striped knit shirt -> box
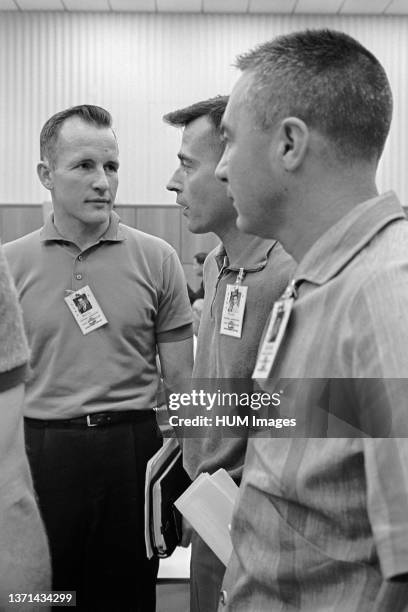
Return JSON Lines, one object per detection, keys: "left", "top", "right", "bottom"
{"left": 221, "top": 192, "right": 408, "bottom": 611}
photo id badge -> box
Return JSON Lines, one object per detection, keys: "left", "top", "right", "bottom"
{"left": 252, "top": 296, "right": 294, "bottom": 379}
{"left": 64, "top": 285, "right": 108, "bottom": 335}
{"left": 220, "top": 284, "right": 248, "bottom": 338}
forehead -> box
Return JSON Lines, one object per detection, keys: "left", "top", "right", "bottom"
{"left": 55, "top": 116, "right": 118, "bottom": 158}
{"left": 180, "top": 115, "right": 222, "bottom": 159}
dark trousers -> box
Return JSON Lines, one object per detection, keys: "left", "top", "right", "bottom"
{"left": 190, "top": 531, "right": 226, "bottom": 612}
{"left": 24, "top": 415, "right": 162, "bottom": 611}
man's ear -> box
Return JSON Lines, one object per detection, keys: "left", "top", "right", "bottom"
{"left": 37, "top": 161, "right": 53, "bottom": 190}
{"left": 276, "top": 117, "right": 309, "bottom": 172}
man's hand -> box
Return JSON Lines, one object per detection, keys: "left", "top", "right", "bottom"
{"left": 180, "top": 516, "right": 193, "bottom": 547}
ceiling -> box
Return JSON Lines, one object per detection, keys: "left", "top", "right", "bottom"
{"left": 0, "top": 0, "right": 407, "bottom": 15}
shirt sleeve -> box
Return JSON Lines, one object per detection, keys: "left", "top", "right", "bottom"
{"left": 351, "top": 263, "right": 408, "bottom": 579}
{"left": 157, "top": 323, "right": 193, "bottom": 343}
{"left": 155, "top": 250, "right": 193, "bottom": 335}
{"left": 363, "top": 438, "right": 408, "bottom": 580}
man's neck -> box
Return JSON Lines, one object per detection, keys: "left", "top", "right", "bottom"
{"left": 217, "top": 223, "right": 259, "bottom": 263}
{"left": 53, "top": 214, "right": 110, "bottom": 252}
{"left": 282, "top": 175, "right": 378, "bottom": 263}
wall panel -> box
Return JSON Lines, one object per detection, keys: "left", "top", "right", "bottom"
{"left": 0, "top": 205, "right": 43, "bottom": 243}
{"left": 114, "top": 205, "right": 137, "bottom": 227}
{"left": 181, "top": 223, "right": 219, "bottom": 264}
{"left": 137, "top": 206, "right": 181, "bottom": 251}
{"left": 0, "top": 204, "right": 219, "bottom": 283}
{"left": 0, "top": 12, "right": 407, "bottom": 208}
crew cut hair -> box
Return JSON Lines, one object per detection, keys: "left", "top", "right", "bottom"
{"left": 235, "top": 29, "right": 393, "bottom": 163}
{"left": 40, "top": 104, "right": 113, "bottom": 166}
{"left": 163, "top": 95, "right": 229, "bottom": 135}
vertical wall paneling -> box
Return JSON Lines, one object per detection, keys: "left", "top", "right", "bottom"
{"left": 0, "top": 12, "right": 407, "bottom": 205}
{"left": 0, "top": 205, "right": 43, "bottom": 243}
{"left": 0, "top": 203, "right": 219, "bottom": 287}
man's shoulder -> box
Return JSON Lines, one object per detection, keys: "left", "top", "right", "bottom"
{"left": 118, "top": 222, "right": 176, "bottom": 258}
{"left": 351, "top": 218, "right": 408, "bottom": 288}
{"left": 3, "top": 228, "right": 43, "bottom": 263}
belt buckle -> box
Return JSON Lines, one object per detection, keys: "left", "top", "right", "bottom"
{"left": 86, "top": 414, "right": 98, "bottom": 427}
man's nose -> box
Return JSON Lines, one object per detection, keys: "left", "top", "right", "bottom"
{"left": 215, "top": 151, "right": 228, "bottom": 183}
{"left": 93, "top": 168, "right": 110, "bottom": 192}
{"left": 166, "top": 169, "right": 182, "bottom": 193}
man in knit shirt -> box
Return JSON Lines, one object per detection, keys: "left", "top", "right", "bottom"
{"left": 0, "top": 243, "right": 50, "bottom": 606}
{"left": 216, "top": 29, "right": 408, "bottom": 611}
{"left": 165, "top": 96, "right": 294, "bottom": 612}
{"left": 5, "top": 104, "right": 193, "bottom": 610}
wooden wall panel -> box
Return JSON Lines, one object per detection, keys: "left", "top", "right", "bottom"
{"left": 0, "top": 205, "right": 43, "bottom": 243}
{"left": 181, "top": 222, "right": 219, "bottom": 264}
{"left": 114, "top": 205, "right": 137, "bottom": 228}
{"left": 136, "top": 207, "right": 181, "bottom": 252}
{"left": 0, "top": 204, "right": 219, "bottom": 271}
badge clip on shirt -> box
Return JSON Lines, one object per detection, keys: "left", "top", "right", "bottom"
{"left": 252, "top": 279, "right": 297, "bottom": 379}
{"left": 64, "top": 285, "right": 108, "bottom": 335}
{"left": 220, "top": 267, "right": 248, "bottom": 339}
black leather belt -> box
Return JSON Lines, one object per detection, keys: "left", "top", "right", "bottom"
{"left": 25, "top": 410, "right": 154, "bottom": 429}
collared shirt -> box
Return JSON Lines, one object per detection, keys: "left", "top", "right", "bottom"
{"left": 222, "top": 192, "right": 408, "bottom": 611}
{"left": 183, "top": 237, "right": 295, "bottom": 480}
{"left": 5, "top": 212, "right": 192, "bottom": 419}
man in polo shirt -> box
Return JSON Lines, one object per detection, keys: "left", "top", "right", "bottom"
{"left": 216, "top": 29, "right": 408, "bottom": 610}
{"left": 5, "top": 104, "right": 193, "bottom": 611}
{"left": 187, "top": 251, "right": 207, "bottom": 304}
{"left": 164, "top": 96, "right": 294, "bottom": 612}
{"left": 0, "top": 244, "right": 50, "bottom": 605}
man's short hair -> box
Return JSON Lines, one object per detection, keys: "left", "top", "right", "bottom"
{"left": 40, "top": 104, "right": 113, "bottom": 166}
{"left": 163, "top": 96, "right": 228, "bottom": 135}
{"left": 194, "top": 252, "right": 208, "bottom": 265}
{"left": 235, "top": 29, "right": 392, "bottom": 162}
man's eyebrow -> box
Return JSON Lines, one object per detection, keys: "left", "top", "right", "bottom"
{"left": 69, "top": 156, "right": 94, "bottom": 166}
{"left": 177, "top": 152, "right": 194, "bottom": 163}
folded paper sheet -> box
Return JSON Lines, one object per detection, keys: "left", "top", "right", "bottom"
{"left": 175, "top": 468, "right": 239, "bottom": 566}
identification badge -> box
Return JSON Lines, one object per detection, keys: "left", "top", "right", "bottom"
{"left": 64, "top": 285, "right": 108, "bottom": 335}
{"left": 220, "top": 283, "right": 248, "bottom": 338}
{"left": 252, "top": 280, "right": 297, "bottom": 379}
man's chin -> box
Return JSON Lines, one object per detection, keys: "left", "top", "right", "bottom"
{"left": 187, "top": 221, "right": 207, "bottom": 235}
{"left": 83, "top": 209, "right": 111, "bottom": 226}
{"left": 236, "top": 212, "right": 261, "bottom": 236}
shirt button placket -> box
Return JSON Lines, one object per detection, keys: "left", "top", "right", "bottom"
{"left": 74, "top": 254, "right": 84, "bottom": 287}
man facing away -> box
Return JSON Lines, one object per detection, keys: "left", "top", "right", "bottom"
{"left": 216, "top": 29, "right": 408, "bottom": 610}
{"left": 0, "top": 243, "right": 50, "bottom": 609}
{"left": 5, "top": 104, "right": 193, "bottom": 611}
{"left": 164, "top": 96, "right": 294, "bottom": 612}
{"left": 187, "top": 251, "right": 207, "bottom": 304}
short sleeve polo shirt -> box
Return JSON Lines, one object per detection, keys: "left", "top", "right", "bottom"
{"left": 5, "top": 213, "right": 192, "bottom": 418}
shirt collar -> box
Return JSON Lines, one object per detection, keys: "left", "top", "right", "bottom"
{"left": 294, "top": 191, "right": 406, "bottom": 286}
{"left": 214, "top": 237, "right": 278, "bottom": 273}
{"left": 40, "top": 210, "right": 126, "bottom": 244}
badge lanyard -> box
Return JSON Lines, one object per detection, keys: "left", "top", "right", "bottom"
{"left": 220, "top": 267, "right": 248, "bottom": 339}
{"left": 252, "top": 279, "right": 298, "bottom": 379}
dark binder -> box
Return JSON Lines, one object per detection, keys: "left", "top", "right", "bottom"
{"left": 145, "top": 437, "right": 191, "bottom": 558}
